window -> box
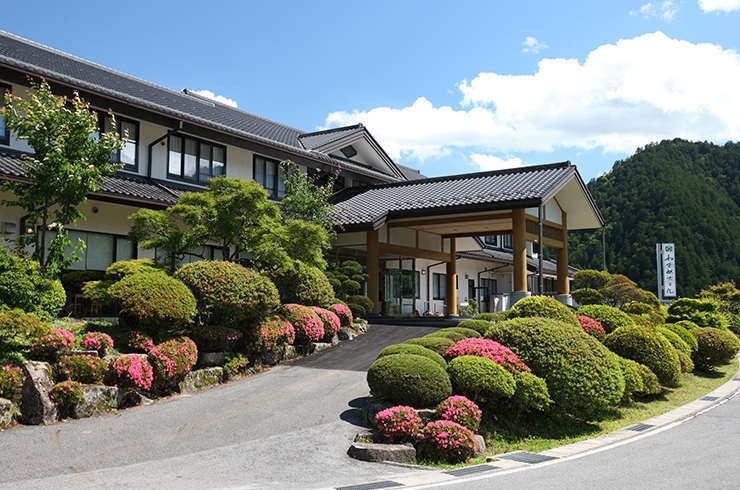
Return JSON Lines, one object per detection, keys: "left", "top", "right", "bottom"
{"left": 433, "top": 273, "right": 446, "bottom": 300}
{"left": 155, "top": 244, "right": 224, "bottom": 268}
{"left": 254, "top": 156, "right": 288, "bottom": 199}
{"left": 415, "top": 271, "right": 421, "bottom": 299}
{"left": 168, "top": 134, "right": 225, "bottom": 183}
{"left": 43, "top": 230, "right": 135, "bottom": 271}
{"left": 101, "top": 115, "right": 139, "bottom": 170}
{"left": 484, "top": 235, "right": 499, "bottom": 247}
{"left": 0, "top": 83, "right": 10, "bottom": 145}
{"left": 484, "top": 234, "right": 513, "bottom": 250}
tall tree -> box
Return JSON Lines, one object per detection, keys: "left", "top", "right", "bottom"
{"left": 279, "top": 161, "right": 338, "bottom": 237}
{"left": 1, "top": 78, "right": 124, "bottom": 276}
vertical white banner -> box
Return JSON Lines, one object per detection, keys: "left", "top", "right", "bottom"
{"left": 661, "top": 243, "right": 676, "bottom": 298}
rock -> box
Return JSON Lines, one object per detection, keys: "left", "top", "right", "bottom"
{"left": 198, "top": 352, "right": 227, "bottom": 367}
{"left": 0, "top": 398, "right": 19, "bottom": 429}
{"left": 366, "top": 399, "right": 396, "bottom": 428}
{"left": 474, "top": 435, "right": 486, "bottom": 456}
{"left": 354, "top": 429, "right": 383, "bottom": 443}
{"left": 282, "top": 345, "right": 299, "bottom": 361}
{"left": 330, "top": 333, "right": 340, "bottom": 345}
{"left": 337, "top": 328, "right": 354, "bottom": 341}
{"left": 179, "top": 367, "right": 223, "bottom": 394}
{"left": 72, "top": 386, "right": 119, "bottom": 419}
{"left": 262, "top": 349, "right": 282, "bottom": 366}
{"left": 348, "top": 442, "right": 417, "bottom": 463}
{"left": 310, "top": 342, "right": 333, "bottom": 353}
{"left": 20, "top": 361, "right": 57, "bottom": 425}
{"left": 117, "top": 389, "right": 154, "bottom": 408}
{"left": 416, "top": 408, "right": 436, "bottom": 423}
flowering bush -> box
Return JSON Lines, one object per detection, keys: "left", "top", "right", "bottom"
{"left": 223, "top": 352, "right": 249, "bottom": 379}
{"left": 29, "top": 328, "right": 75, "bottom": 362}
{"left": 282, "top": 304, "right": 324, "bottom": 344}
{"left": 256, "top": 316, "right": 295, "bottom": 352}
{"left": 417, "top": 420, "right": 477, "bottom": 463}
{"left": 110, "top": 354, "right": 154, "bottom": 391}
{"left": 0, "top": 364, "right": 24, "bottom": 401}
{"left": 191, "top": 325, "right": 243, "bottom": 352}
{"left": 82, "top": 331, "right": 114, "bottom": 356}
{"left": 127, "top": 331, "right": 155, "bottom": 353}
{"left": 445, "top": 338, "right": 530, "bottom": 374}
{"left": 310, "top": 307, "right": 341, "bottom": 338}
{"left": 375, "top": 405, "right": 423, "bottom": 443}
{"left": 435, "top": 396, "right": 482, "bottom": 432}
{"left": 148, "top": 337, "right": 198, "bottom": 393}
{"left": 57, "top": 354, "right": 108, "bottom": 384}
{"left": 49, "top": 380, "right": 84, "bottom": 414}
{"left": 578, "top": 315, "right": 607, "bottom": 341}
{"left": 329, "top": 303, "right": 353, "bottom": 328}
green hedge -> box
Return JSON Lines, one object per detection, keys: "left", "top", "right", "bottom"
{"left": 377, "top": 343, "right": 447, "bottom": 369}
{"left": 508, "top": 296, "right": 580, "bottom": 328}
{"left": 692, "top": 327, "right": 740, "bottom": 371}
{"left": 604, "top": 325, "right": 681, "bottom": 387}
{"left": 662, "top": 323, "right": 699, "bottom": 353}
{"left": 270, "top": 260, "right": 334, "bottom": 307}
{"left": 577, "top": 304, "right": 635, "bottom": 333}
{"left": 457, "top": 319, "right": 493, "bottom": 335}
{"left": 404, "top": 336, "right": 455, "bottom": 356}
{"left": 367, "top": 353, "right": 452, "bottom": 407}
{"left": 446, "top": 355, "right": 516, "bottom": 402}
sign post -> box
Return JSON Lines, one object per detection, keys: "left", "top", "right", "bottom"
{"left": 656, "top": 243, "right": 677, "bottom": 301}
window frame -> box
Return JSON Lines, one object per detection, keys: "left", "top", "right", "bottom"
{"left": 0, "top": 82, "right": 10, "bottom": 146}
{"left": 432, "top": 273, "right": 447, "bottom": 300}
{"left": 168, "top": 134, "right": 226, "bottom": 184}
{"left": 253, "top": 155, "right": 289, "bottom": 200}
{"left": 101, "top": 115, "right": 139, "bottom": 171}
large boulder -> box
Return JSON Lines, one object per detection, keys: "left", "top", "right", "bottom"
{"left": 179, "top": 367, "right": 223, "bottom": 394}
{"left": 20, "top": 361, "right": 57, "bottom": 425}
{"left": 348, "top": 442, "right": 417, "bottom": 463}
{"left": 72, "top": 386, "right": 119, "bottom": 419}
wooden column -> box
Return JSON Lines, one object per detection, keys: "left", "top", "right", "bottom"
{"left": 557, "top": 212, "right": 569, "bottom": 295}
{"left": 366, "top": 229, "right": 380, "bottom": 314}
{"left": 512, "top": 208, "right": 527, "bottom": 293}
{"left": 446, "top": 238, "right": 457, "bottom": 315}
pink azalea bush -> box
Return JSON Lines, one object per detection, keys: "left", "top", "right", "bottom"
{"left": 110, "top": 354, "right": 154, "bottom": 391}
{"left": 329, "top": 303, "right": 353, "bottom": 328}
{"left": 57, "top": 354, "right": 108, "bottom": 384}
{"left": 0, "top": 364, "right": 25, "bottom": 400}
{"left": 417, "top": 420, "right": 477, "bottom": 463}
{"left": 256, "top": 316, "right": 295, "bottom": 352}
{"left": 282, "top": 304, "right": 324, "bottom": 344}
{"left": 127, "top": 331, "right": 155, "bottom": 353}
{"left": 375, "top": 405, "right": 423, "bottom": 443}
{"left": 29, "top": 328, "right": 75, "bottom": 362}
{"left": 435, "top": 395, "right": 482, "bottom": 432}
{"left": 82, "top": 332, "right": 114, "bottom": 356}
{"left": 310, "top": 307, "right": 341, "bottom": 337}
{"left": 148, "top": 337, "right": 198, "bottom": 393}
{"left": 49, "top": 379, "right": 84, "bottom": 412}
{"left": 578, "top": 315, "right": 607, "bottom": 342}
{"left": 445, "top": 338, "right": 530, "bottom": 374}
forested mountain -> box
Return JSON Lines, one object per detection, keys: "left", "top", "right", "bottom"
{"left": 569, "top": 139, "right": 740, "bottom": 297}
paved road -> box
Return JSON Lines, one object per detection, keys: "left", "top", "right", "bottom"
{"left": 0, "top": 324, "right": 437, "bottom": 490}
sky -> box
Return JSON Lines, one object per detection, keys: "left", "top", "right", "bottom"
{"left": 1, "top": 0, "right": 739, "bottom": 182}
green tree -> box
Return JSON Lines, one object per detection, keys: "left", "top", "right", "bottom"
{"left": 279, "top": 161, "right": 337, "bottom": 236}
{"left": 1, "top": 79, "right": 124, "bottom": 276}
{"left": 127, "top": 209, "right": 202, "bottom": 273}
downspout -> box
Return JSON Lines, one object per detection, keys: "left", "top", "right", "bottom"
{"left": 538, "top": 204, "right": 544, "bottom": 295}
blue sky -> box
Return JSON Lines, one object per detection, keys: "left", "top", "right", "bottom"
{"left": 2, "top": 0, "right": 739, "bottom": 182}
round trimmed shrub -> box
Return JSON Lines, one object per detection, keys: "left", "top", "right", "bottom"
{"left": 329, "top": 303, "right": 353, "bottom": 328}
{"left": 425, "top": 330, "right": 466, "bottom": 343}
{"left": 445, "top": 338, "right": 530, "bottom": 374}
{"left": 604, "top": 325, "right": 681, "bottom": 387}
{"left": 270, "top": 260, "right": 334, "bottom": 307}
{"left": 109, "top": 354, "right": 153, "bottom": 391}
{"left": 377, "top": 343, "right": 447, "bottom": 369}
{"left": 190, "top": 325, "right": 243, "bottom": 353}
{"left": 0, "top": 364, "right": 25, "bottom": 402}
{"left": 457, "top": 319, "right": 493, "bottom": 335}
{"left": 29, "top": 328, "right": 75, "bottom": 363}
{"left": 578, "top": 315, "right": 607, "bottom": 341}
{"left": 636, "top": 363, "right": 662, "bottom": 395}
{"left": 404, "top": 336, "right": 455, "bottom": 356}
{"left": 108, "top": 272, "right": 196, "bottom": 341}
{"left": 510, "top": 371, "right": 551, "bottom": 413}
{"left": 174, "top": 261, "right": 280, "bottom": 331}
{"left": 81, "top": 332, "right": 114, "bottom": 357}
{"left": 37, "top": 278, "right": 66, "bottom": 321}
{"left": 487, "top": 317, "right": 625, "bottom": 420}
{"left": 577, "top": 304, "right": 635, "bottom": 333}
{"left": 571, "top": 288, "right": 604, "bottom": 305}
{"left": 473, "top": 311, "right": 511, "bottom": 322}
{"left": 435, "top": 395, "right": 482, "bottom": 432}
{"left": 656, "top": 327, "right": 692, "bottom": 357}
{"left": 256, "top": 316, "right": 295, "bottom": 353}
{"left": 49, "top": 380, "right": 84, "bottom": 415}
{"left": 692, "top": 327, "right": 740, "bottom": 371}
{"left": 367, "top": 354, "right": 452, "bottom": 408}
{"left": 663, "top": 323, "right": 698, "bottom": 353}
{"left": 282, "top": 304, "right": 324, "bottom": 343}
{"left": 508, "top": 295, "right": 580, "bottom": 328}
{"left": 614, "top": 355, "right": 645, "bottom": 403}
{"left": 104, "top": 258, "right": 163, "bottom": 280}
{"left": 0, "top": 248, "right": 65, "bottom": 320}
{"left": 440, "top": 327, "right": 481, "bottom": 338}
{"left": 374, "top": 405, "right": 422, "bottom": 443}
{"left": 348, "top": 295, "right": 374, "bottom": 314}
{"left": 0, "top": 308, "right": 49, "bottom": 362}
{"left": 446, "top": 355, "right": 516, "bottom": 402}
{"left": 148, "top": 337, "right": 198, "bottom": 393}
{"left": 310, "top": 307, "right": 341, "bottom": 338}
{"left": 418, "top": 420, "right": 476, "bottom": 464}
{"left": 127, "top": 331, "right": 155, "bottom": 354}
{"left": 676, "top": 350, "right": 694, "bottom": 373}
{"left": 57, "top": 354, "right": 108, "bottom": 384}
{"left": 676, "top": 320, "right": 700, "bottom": 331}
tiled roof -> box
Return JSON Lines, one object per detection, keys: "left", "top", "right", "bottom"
{"left": 298, "top": 124, "right": 365, "bottom": 150}
{"left": 0, "top": 31, "right": 404, "bottom": 182}
{"left": 329, "top": 162, "right": 575, "bottom": 228}
{"left": 397, "top": 163, "right": 427, "bottom": 181}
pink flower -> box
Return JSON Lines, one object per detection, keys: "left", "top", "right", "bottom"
{"left": 82, "top": 331, "right": 114, "bottom": 354}
{"left": 329, "top": 304, "right": 353, "bottom": 328}
{"left": 310, "top": 307, "right": 341, "bottom": 337}
{"left": 283, "top": 304, "right": 324, "bottom": 343}
{"left": 111, "top": 354, "right": 154, "bottom": 391}
{"left": 435, "top": 396, "right": 482, "bottom": 432}
{"left": 445, "top": 338, "right": 530, "bottom": 373}
{"left": 418, "top": 420, "right": 477, "bottom": 463}
{"left": 375, "top": 405, "right": 422, "bottom": 443}
{"left": 578, "top": 315, "right": 607, "bottom": 341}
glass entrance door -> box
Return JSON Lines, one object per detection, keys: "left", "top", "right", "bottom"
{"left": 383, "top": 258, "right": 416, "bottom": 316}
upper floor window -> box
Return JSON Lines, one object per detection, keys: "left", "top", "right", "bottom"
{"left": 484, "top": 234, "right": 513, "bottom": 250}
{"left": 101, "top": 115, "right": 138, "bottom": 170}
{"left": 254, "top": 155, "right": 287, "bottom": 199}
{"left": 168, "top": 134, "right": 225, "bottom": 183}
{"left": 0, "top": 83, "right": 10, "bottom": 145}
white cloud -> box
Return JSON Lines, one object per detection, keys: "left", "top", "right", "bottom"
{"left": 522, "top": 36, "right": 548, "bottom": 54}
{"left": 325, "top": 32, "right": 740, "bottom": 164}
{"left": 631, "top": 1, "right": 678, "bottom": 21}
{"left": 698, "top": 0, "right": 740, "bottom": 12}
{"left": 470, "top": 154, "right": 525, "bottom": 172}
{"left": 191, "top": 89, "right": 238, "bottom": 108}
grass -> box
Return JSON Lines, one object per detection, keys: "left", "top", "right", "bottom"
{"left": 482, "top": 357, "right": 739, "bottom": 455}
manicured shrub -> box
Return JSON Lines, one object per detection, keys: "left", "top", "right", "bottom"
{"left": 487, "top": 317, "right": 625, "bottom": 420}
{"left": 473, "top": 311, "right": 511, "bottom": 322}
{"left": 0, "top": 364, "right": 24, "bottom": 401}
{"left": 348, "top": 295, "right": 374, "bottom": 315}
{"left": 148, "top": 337, "right": 198, "bottom": 393}
{"left": 282, "top": 304, "right": 324, "bottom": 344}
{"left": 692, "top": 327, "right": 740, "bottom": 371}
{"left": 508, "top": 295, "right": 580, "bottom": 328}
{"left": 404, "top": 336, "right": 455, "bottom": 356}
{"left": 110, "top": 354, "right": 154, "bottom": 391}
{"left": 440, "top": 327, "right": 481, "bottom": 338}
{"left": 377, "top": 343, "right": 447, "bottom": 369}
{"left": 604, "top": 325, "right": 681, "bottom": 387}
{"left": 57, "top": 354, "right": 108, "bottom": 384}
{"left": 270, "top": 260, "right": 334, "bottom": 307}
{"left": 81, "top": 332, "right": 114, "bottom": 356}
{"left": 667, "top": 298, "right": 730, "bottom": 331}
{"left": 656, "top": 327, "right": 692, "bottom": 357}
{"left": 663, "top": 323, "right": 699, "bottom": 353}
{"left": 636, "top": 363, "right": 662, "bottom": 395}
{"left": 127, "top": 331, "right": 155, "bottom": 354}
{"left": 329, "top": 303, "right": 353, "bottom": 328}
{"left": 256, "top": 316, "right": 295, "bottom": 353}
{"left": 49, "top": 380, "right": 84, "bottom": 415}
{"left": 104, "top": 258, "right": 163, "bottom": 280}
{"left": 29, "top": 328, "right": 75, "bottom": 363}
{"left": 223, "top": 352, "right": 249, "bottom": 379}
{"left": 348, "top": 303, "right": 366, "bottom": 320}
{"left": 510, "top": 371, "right": 551, "bottom": 414}
{"left": 572, "top": 269, "right": 611, "bottom": 290}
{"left": 577, "top": 304, "right": 635, "bottom": 333}
{"left": 174, "top": 261, "right": 280, "bottom": 331}
{"left": 190, "top": 325, "right": 243, "bottom": 353}
{"left": 614, "top": 355, "right": 645, "bottom": 403}
{"left": 425, "top": 330, "right": 466, "bottom": 343}
{"left": 676, "top": 350, "right": 694, "bottom": 373}
{"left": 446, "top": 355, "right": 516, "bottom": 402}
{"left": 435, "top": 395, "right": 482, "bottom": 432}
{"left": 374, "top": 405, "right": 423, "bottom": 443}
{"left": 0, "top": 248, "right": 65, "bottom": 320}
{"left": 577, "top": 315, "right": 607, "bottom": 341}
{"left": 107, "top": 272, "right": 196, "bottom": 341}
{"left": 457, "top": 319, "right": 493, "bottom": 335}
{"left": 571, "top": 288, "right": 604, "bottom": 305}
{"left": 37, "top": 279, "right": 66, "bottom": 321}
{"left": 676, "top": 320, "right": 700, "bottom": 331}
{"left": 445, "top": 338, "right": 530, "bottom": 374}
{"left": 367, "top": 354, "right": 452, "bottom": 408}
{"left": 310, "top": 307, "right": 341, "bottom": 338}
{"left": 0, "top": 308, "right": 49, "bottom": 362}
{"left": 417, "top": 420, "right": 476, "bottom": 464}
